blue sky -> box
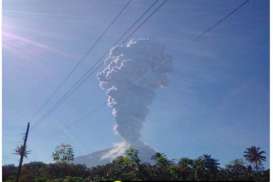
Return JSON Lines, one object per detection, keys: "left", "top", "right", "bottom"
{"left": 3, "top": 0, "right": 269, "bottom": 168}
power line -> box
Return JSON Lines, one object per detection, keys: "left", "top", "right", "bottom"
{"left": 40, "top": 0, "right": 168, "bottom": 147}
{"left": 194, "top": 0, "right": 250, "bottom": 40}
{"left": 124, "top": 0, "right": 168, "bottom": 42}
{"left": 31, "top": 0, "right": 163, "bottom": 129}
{"left": 31, "top": 0, "right": 133, "bottom": 120}
{"left": 136, "top": 0, "right": 248, "bottom": 86}
{"left": 59, "top": 0, "right": 169, "bottom": 152}
{"left": 15, "top": 122, "right": 30, "bottom": 182}
{"left": 117, "top": 0, "right": 160, "bottom": 43}
{"left": 55, "top": 106, "right": 100, "bottom": 152}
{"left": 57, "top": 0, "right": 167, "bottom": 130}
{"left": 31, "top": 0, "right": 168, "bottom": 130}
{"left": 31, "top": 56, "right": 103, "bottom": 130}
{"left": 53, "top": 0, "right": 246, "bottom": 136}
{"left": 32, "top": 0, "right": 246, "bottom": 131}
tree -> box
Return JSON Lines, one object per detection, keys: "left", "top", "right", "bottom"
{"left": 151, "top": 152, "right": 174, "bottom": 180}
{"left": 125, "top": 148, "right": 140, "bottom": 165}
{"left": 178, "top": 158, "right": 194, "bottom": 168}
{"left": 225, "top": 159, "right": 250, "bottom": 180}
{"left": 52, "top": 144, "right": 74, "bottom": 163}
{"left": 194, "top": 154, "right": 219, "bottom": 180}
{"left": 2, "top": 148, "right": 269, "bottom": 182}
{"left": 200, "top": 154, "right": 219, "bottom": 172}
{"left": 151, "top": 152, "right": 170, "bottom": 167}
{"left": 243, "top": 146, "right": 266, "bottom": 171}
{"left": 110, "top": 156, "right": 140, "bottom": 180}
{"left": 2, "top": 164, "right": 17, "bottom": 181}
{"left": 193, "top": 158, "right": 206, "bottom": 181}
{"left": 226, "top": 159, "right": 247, "bottom": 172}
{"left": 178, "top": 158, "right": 194, "bottom": 180}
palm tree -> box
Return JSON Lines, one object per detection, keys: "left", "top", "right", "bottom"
{"left": 151, "top": 152, "right": 170, "bottom": 167}
{"left": 125, "top": 148, "right": 140, "bottom": 165}
{"left": 193, "top": 154, "right": 219, "bottom": 181}
{"left": 243, "top": 146, "right": 266, "bottom": 171}
{"left": 200, "top": 154, "right": 219, "bottom": 172}
{"left": 178, "top": 158, "right": 194, "bottom": 180}
{"left": 151, "top": 152, "right": 173, "bottom": 180}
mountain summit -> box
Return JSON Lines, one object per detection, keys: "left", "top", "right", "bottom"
{"left": 74, "top": 141, "right": 156, "bottom": 167}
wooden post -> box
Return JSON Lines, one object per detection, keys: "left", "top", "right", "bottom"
{"left": 15, "top": 122, "right": 30, "bottom": 182}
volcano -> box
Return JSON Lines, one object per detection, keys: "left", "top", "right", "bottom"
{"left": 75, "top": 39, "right": 172, "bottom": 167}
{"left": 74, "top": 141, "right": 156, "bottom": 167}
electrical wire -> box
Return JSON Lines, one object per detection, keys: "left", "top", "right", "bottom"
{"left": 31, "top": 0, "right": 133, "bottom": 120}
{"left": 194, "top": 0, "right": 249, "bottom": 40}
{"left": 31, "top": 0, "right": 168, "bottom": 130}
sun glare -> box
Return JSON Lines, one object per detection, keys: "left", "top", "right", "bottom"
{"left": 2, "top": 13, "right": 75, "bottom": 60}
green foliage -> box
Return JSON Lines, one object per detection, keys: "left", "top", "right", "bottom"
{"left": 63, "top": 176, "right": 86, "bottom": 182}
{"left": 3, "top": 147, "right": 269, "bottom": 182}
{"left": 52, "top": 144, "right": 74, "bottom": 163}
{"left": 177, "top": 158, "right": 194, "bottom": 180}
{"left": 125, "top": 148, "right": 140, "bottom": 165}
{"left": 152, "top": 152, "right": 171, "bottom": 167}
{"left": 244, "top": 146, "right": 266, "bottom": 171}
{"left": 2, "top": 164, "right": 17, "bottom": 181}
{"left": 34, "top": 177, "right": 48, "bottom": 182}
{"left": 225, "top": 159, "right": 252, "bottom": 181}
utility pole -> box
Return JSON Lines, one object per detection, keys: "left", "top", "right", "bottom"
{"left": 15, "top": 122, "right": 30, "bottom": 182}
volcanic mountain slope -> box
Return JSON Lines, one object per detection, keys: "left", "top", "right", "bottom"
{"left": 74, "top": 142, "right": 156, "bottom": 167}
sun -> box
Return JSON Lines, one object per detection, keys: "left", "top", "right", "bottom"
{"left": 2, "top": 12, "right": 74, "bottom": 60}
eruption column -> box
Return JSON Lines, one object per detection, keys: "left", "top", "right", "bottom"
{"left": 98, "top": 39, "right": 172, "bottom": 145}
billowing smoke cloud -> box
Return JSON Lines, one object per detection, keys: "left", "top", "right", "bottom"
{"left": 97, "top": 39, "right": 172, "bottom": 145}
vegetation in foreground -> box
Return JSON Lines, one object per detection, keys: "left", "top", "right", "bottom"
{"left": 3, "top": 145, "right": 269, "bottom": 182}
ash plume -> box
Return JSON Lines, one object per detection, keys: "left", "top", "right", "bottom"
{"left": 97, "top": 39, "right": 172, "bottom": 145}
